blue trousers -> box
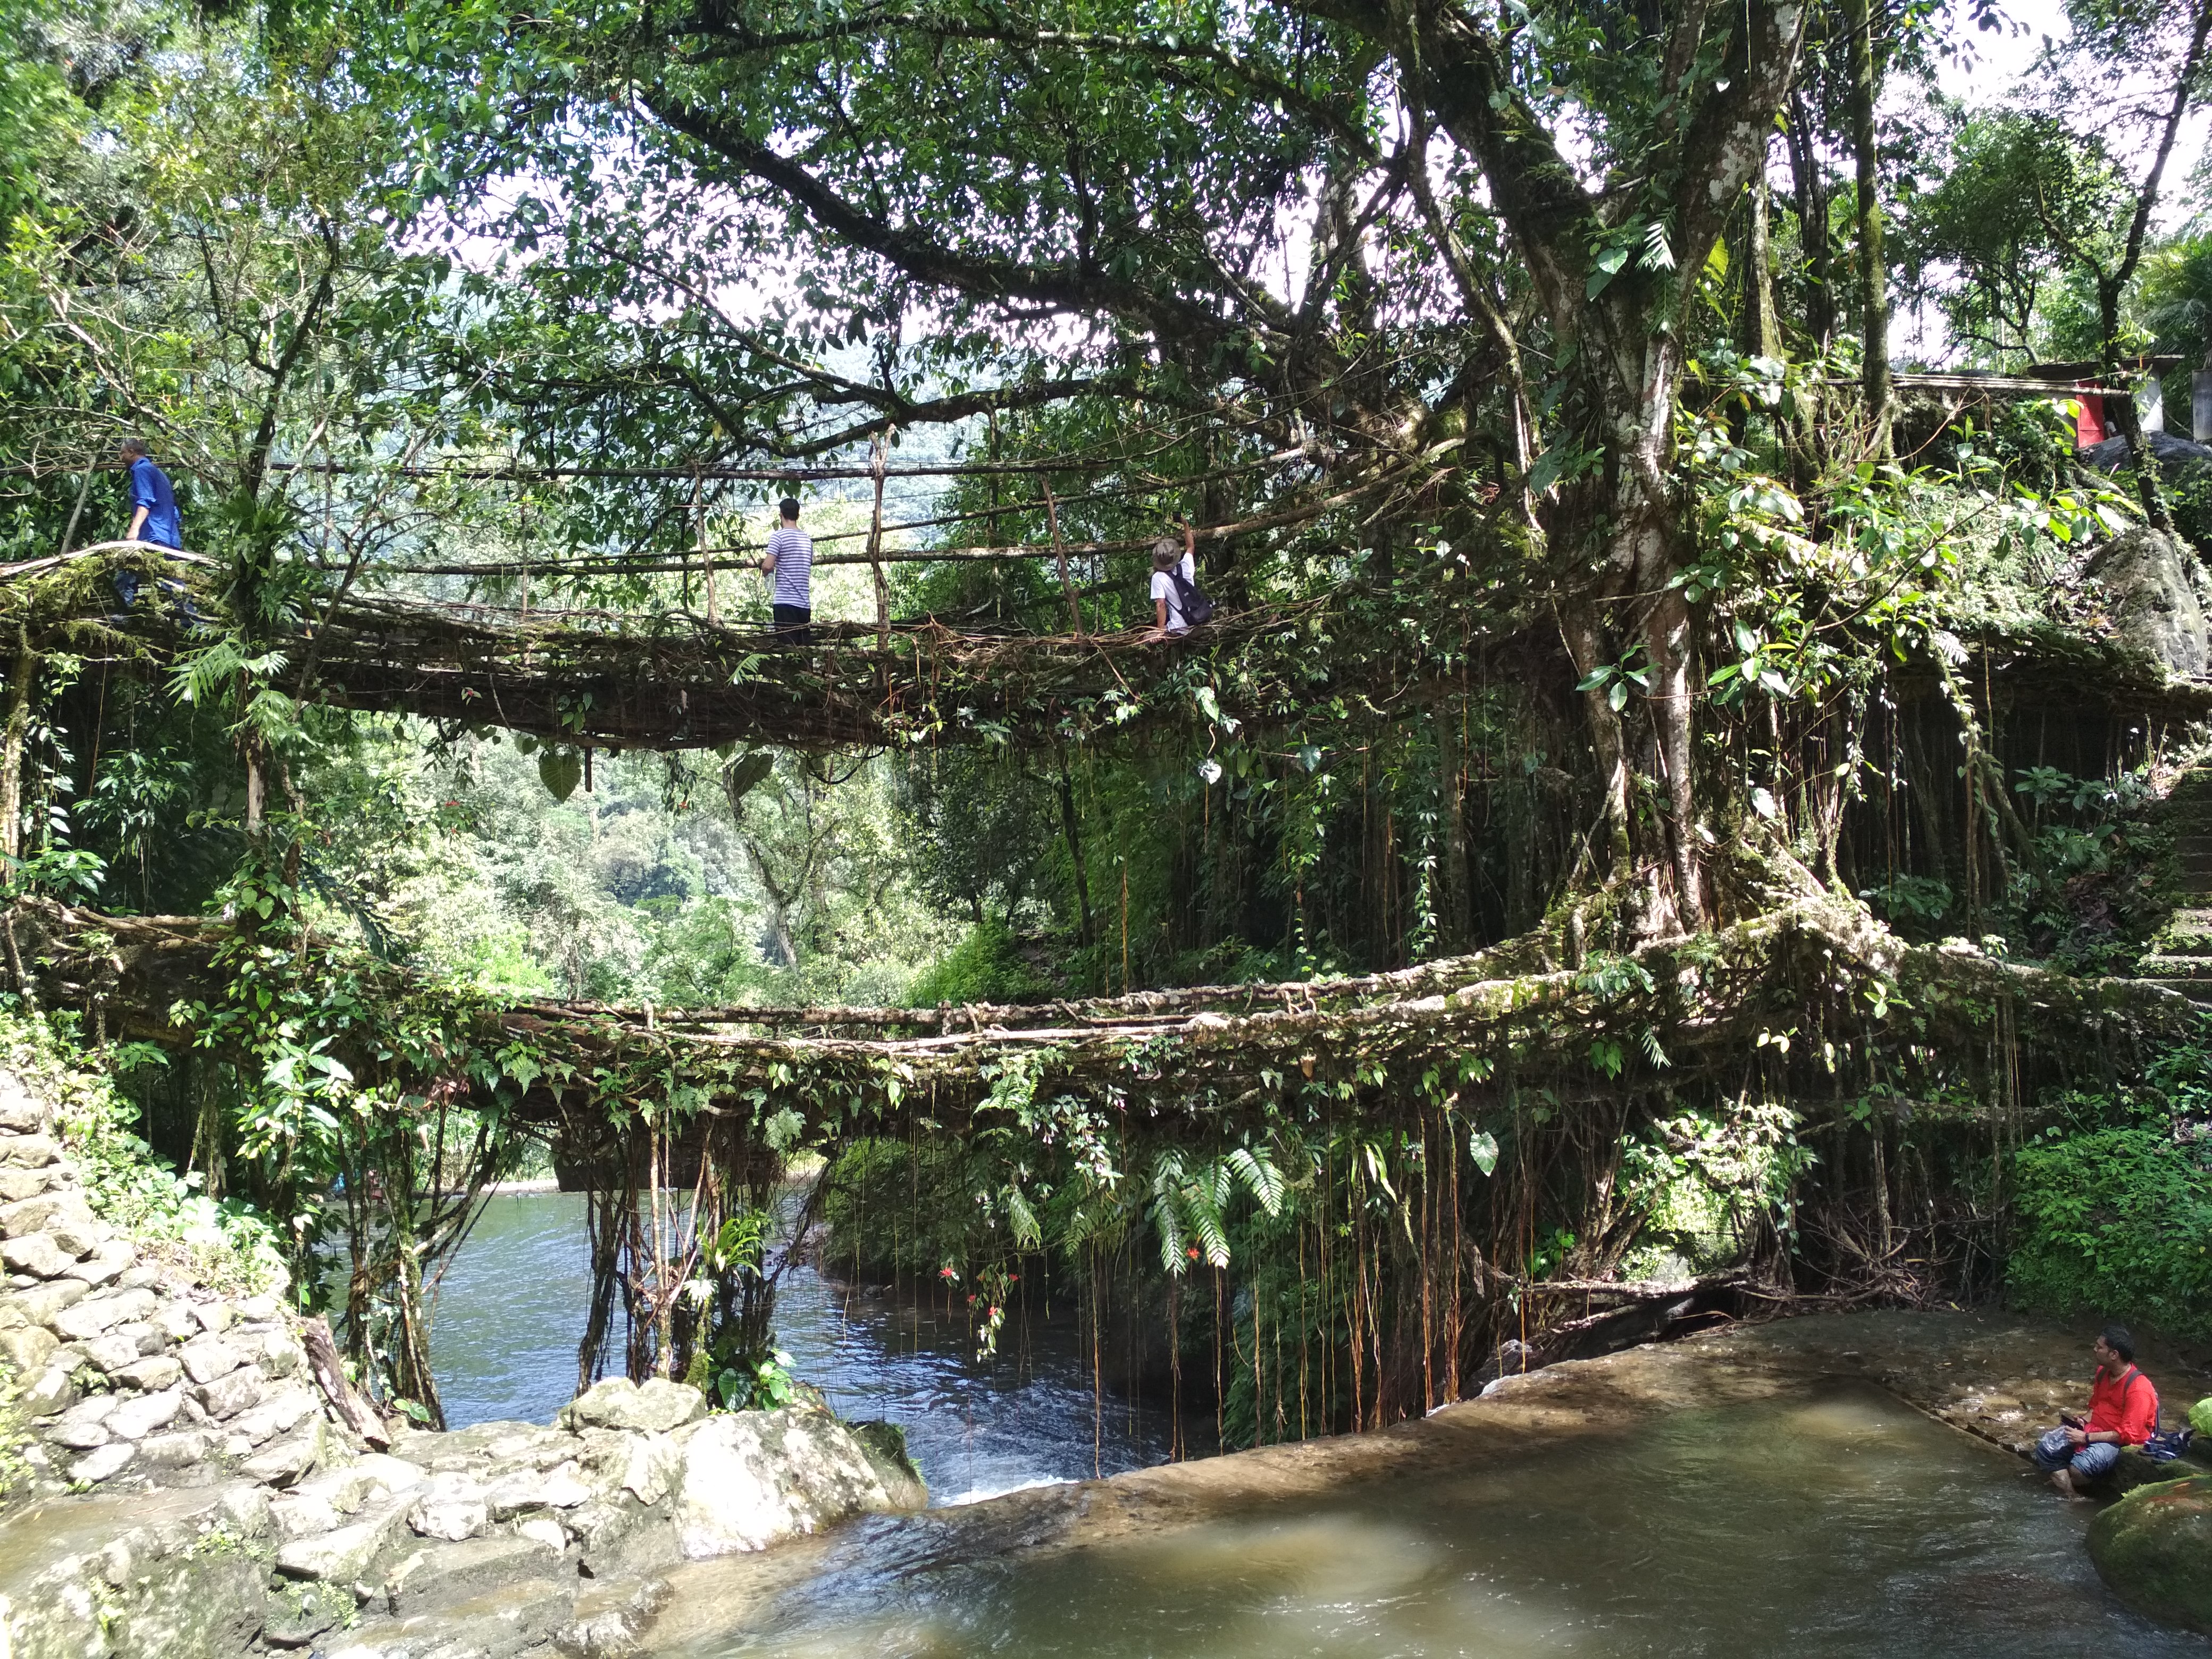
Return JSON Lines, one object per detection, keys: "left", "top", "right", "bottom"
{"left": 2033, "top": 1427, "right": 2121, "bottom": 1481}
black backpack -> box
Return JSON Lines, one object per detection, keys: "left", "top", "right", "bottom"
{"left": 2135, "top": 1377, "right": 2194, "bottom": 1463}
{"left": 1167, "top": 567, "right": 1216, "bottom": 626}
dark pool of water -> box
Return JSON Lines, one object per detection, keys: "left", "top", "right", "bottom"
{"left": 651, "top": 1382, "right": 2212, "bottom": 1659}
{"left": 428, "top": 1192, "right": 1204, "bottom": 1503}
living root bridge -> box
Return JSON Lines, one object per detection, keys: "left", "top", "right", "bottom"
{"left": 10, "top": 547, "right": 2204, "bottom": 772}
{"left": 2, "top": 543, "right": 1482, "bottom": 753}
{"left": 16, "top": 893, "right": 2199, "bottom": 1153}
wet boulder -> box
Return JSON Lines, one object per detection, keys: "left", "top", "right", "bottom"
{"left": 667, "top": 1403, "right": 918, "bottom": 1558}
{"left": 2085, "top": 527, "right": 2210, "bottom": 677}
{"left": 2087, "top": 1472, "right": 2212, "bottom": 1633}
{"left": 558, "top": 1375, "right": 708, "bottom": 1435}
{"left": 849, "top": 1420, "right": 929, "bottom": 1511}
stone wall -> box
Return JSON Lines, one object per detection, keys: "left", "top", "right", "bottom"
{"left": 0, "top": 1068, "right": 324, "bottom": 1493}
{"left": 0, "top": 1068, "right": 927, "bottom": 1658}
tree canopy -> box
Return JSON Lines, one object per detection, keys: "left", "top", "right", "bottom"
{"left": 4, "top": 0, "right": 2212, "bottom": 1431}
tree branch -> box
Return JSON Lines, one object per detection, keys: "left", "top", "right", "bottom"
{"left": 637, "top": 85, "right": 1247, "bottom": 346}
{"left": 667, "top": 10, "right": 1381, "bottom": 160}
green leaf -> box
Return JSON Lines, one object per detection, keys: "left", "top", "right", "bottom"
{"left": 723, "top": 748, "right": 775, "bottom": 807}
{"left": 1468, "top": 1130, "right": 1500, "bottom": 1176}
{"left": 1226, "top": 1145, "right": 1284, "bottom": 1216}
{"left": 538, "top": 750, "right": 583, "bottom": 802}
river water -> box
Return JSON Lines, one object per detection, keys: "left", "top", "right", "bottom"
{"left": 429, "top": 1191, "right": 1203, "bottom": 1503}
{"left": 431, "top": 1195, "right": 2209, "bottom": 1659}
{"left": 647, "top": 1381, "right": 2208, "bottom": 1659}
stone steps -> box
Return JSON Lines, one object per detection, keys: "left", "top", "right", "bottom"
{"left": 2164, "top": 766, "right": 2212, "bottom": 899}
{"left": 2150, "top": 768, "right": 2212, "bottom": 949}
{"left": 0, "top": 1078, "right": 322, "bottom": 1491}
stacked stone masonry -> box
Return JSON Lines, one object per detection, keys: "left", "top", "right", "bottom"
{"left": 0, "top": 1069, "right": 927, "bottom": 1658}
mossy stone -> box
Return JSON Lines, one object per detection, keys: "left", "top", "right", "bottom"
{"left": 2087, "top": 1472, "right": 2212, "bottom": 1633}
{"left": 849, "top": 1419, "right": 928, "bottom": 1511}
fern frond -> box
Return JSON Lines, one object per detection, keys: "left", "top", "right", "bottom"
{"left": 1005, "top": 1184, "right": 1041, "bottom": 1251}
{"left": 1227, "top": 1145, "right": 1285, "bottom": 1216}
{"left": 1189, "top": 1188, "right": 1230, "bottom": 1268}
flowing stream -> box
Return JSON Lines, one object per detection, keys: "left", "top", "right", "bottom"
{"left": 429, "top": 1191, "right": 1205, "bottom": 1502}
{"left": 431, "top": 1195, "right": 2209, "bottom": 1659}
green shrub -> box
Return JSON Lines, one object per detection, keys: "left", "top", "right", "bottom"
{"left": 2009, "top": 1124, "right": 2212, "bottom": 1343}
{"left": 0, "top": 1009, "right": 286, "bottom": 1296}
{"left": 907, "top": 920, "right": 1050, "bottom": 1007}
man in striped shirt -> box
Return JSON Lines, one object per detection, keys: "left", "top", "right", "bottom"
{"left": 758, "top": 496, "right": 812, "bottom": 643}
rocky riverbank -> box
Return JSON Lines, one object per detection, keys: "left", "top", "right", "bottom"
{"left": 7, "top": 1021, "right": 2209, "bottom": 1655}
{"left": 0, "top": 1067, "right": 926, "bottom": 1659}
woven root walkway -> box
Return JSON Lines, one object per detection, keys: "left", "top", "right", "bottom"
{"left": 16, "top": 893, "right": 2197, "bottom": 1153}
{"left": 8, "top": 544, "right": 2206, "bottom": 761}
{"left": 4, "top": 543, "right": 1400, "bottom": 750}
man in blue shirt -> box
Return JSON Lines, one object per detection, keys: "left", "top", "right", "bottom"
{"left": 121, "top": 438, "right": 182, "bottom": 549}
{"left": 114, "top": 437, "right": 186, "bottom": 614}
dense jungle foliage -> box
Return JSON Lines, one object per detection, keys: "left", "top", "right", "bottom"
{"left": 0, "top": 0, "right": 2209, "bottom": 1438}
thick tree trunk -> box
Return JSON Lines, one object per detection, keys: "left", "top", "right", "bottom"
{"left": 2100, "top": 278, "right": 2177, "bottom": 533}
{"left": 1, "top": 634, "right": 33, "bottom": 865}
{"left": 1845, "top": 0, "right": 1891, "bottom": 457}
{"left": 1585, "top": 316, "right": 1702, "bottom": 925}
{"left": 1786, "top": 89, "right": 1836, "bottom": 354}
{"left": 1560, "top": 606, "right": 1633, "bottom": 871}
{"left": 1640, "top": 586, "right": 1702, "bottom": 923}
{"left": 2100, "top": 368, "right": 2175, "bottom": 533}
{"left": 1748, "top": 151, "right": 1781, "bottom": 363}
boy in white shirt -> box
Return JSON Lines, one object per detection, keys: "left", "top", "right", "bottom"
{"left": 1147, "top": 517, "right": 1199, "bottom": 639}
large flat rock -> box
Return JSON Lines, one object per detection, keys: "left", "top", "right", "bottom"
{"left": 0, "top": 1484, "right": 273, "bottom": 1659}
{"left": 669, "top": 1405, "right": 898, "bottom": 1559}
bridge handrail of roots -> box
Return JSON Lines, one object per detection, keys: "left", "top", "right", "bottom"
{"left": 1, "top": 537, "right": 1392, "bottom": 751}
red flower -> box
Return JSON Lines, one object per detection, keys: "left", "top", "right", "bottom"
{"left": 937, "top": 1266, "right": 957, "bottom": 1280}
{"left": 1187, "top": 1246, "right": 1201, "bottom": 1260}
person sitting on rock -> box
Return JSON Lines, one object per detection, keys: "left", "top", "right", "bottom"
{"left": 2032, "top": 1322, "right": 2159, "bottom": 1499}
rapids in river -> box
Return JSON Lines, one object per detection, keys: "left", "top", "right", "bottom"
{"left": 431, "top": 1193, "right": 2209, "bottom": 1658}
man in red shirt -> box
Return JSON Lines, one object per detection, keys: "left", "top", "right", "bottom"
{"left": 2031, "top": 1323, "right": 2160, "bottom": 1498}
